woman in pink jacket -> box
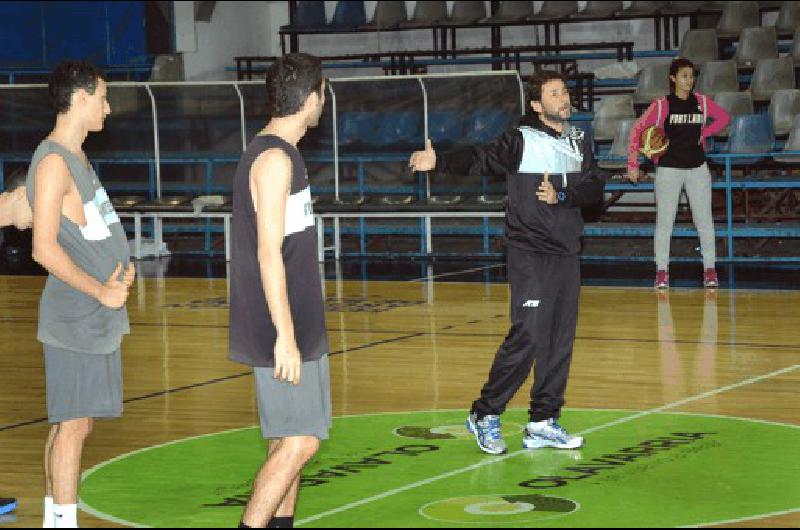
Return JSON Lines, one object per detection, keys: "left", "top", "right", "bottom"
{"left": 628, "top": 57, "right": 731, "bottom": 289}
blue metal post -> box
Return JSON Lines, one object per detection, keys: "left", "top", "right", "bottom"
{"left": 726, "top": 156, "right": 733, "bottom": 260}
{"left": 483, "top": 217, "right": 490, "bottom": 254}
{"left": 205, "top": 160, "right": 213, "bottom": 254}
{"left": 358, "top": 161, "right": 365, "bottom": 254}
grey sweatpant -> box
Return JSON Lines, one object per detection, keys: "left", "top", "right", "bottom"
{"left": 655, "top": 163, "right": 716, "bottom": 271}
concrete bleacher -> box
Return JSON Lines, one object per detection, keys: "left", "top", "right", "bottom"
{"left": 147, "top": 0, "right": 800, "bottom": 261}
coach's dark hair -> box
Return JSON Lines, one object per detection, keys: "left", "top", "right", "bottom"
{"left": 669, "top": 57, "right": 696, "bottom": 93}
{"left": 48, "top": 60, "right": 105, "bottom": 114}
{"left": 526, "top": 70, "right": 568, "bottom": 108}
{"left": 266, "top": 53, "right": 323, "bottom": 118}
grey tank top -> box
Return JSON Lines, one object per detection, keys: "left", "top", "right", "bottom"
{"left": 26, "top": 139, "right": 131, "bottom": 354}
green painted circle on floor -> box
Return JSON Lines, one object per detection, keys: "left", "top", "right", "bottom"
{"left": 420, "top": 494, "right": 578, "bottom": 524}
{"left": 80, "top": 409, "right": 800, "bottom": 528}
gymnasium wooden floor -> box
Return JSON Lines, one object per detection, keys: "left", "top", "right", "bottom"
{"left": 0, "top": 269, "right": 799, "bottom": 527}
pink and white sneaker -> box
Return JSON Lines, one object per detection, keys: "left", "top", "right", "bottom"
{"left": 654, "top": 270, "right": 669, "bottom": 290}
{"left": 703, "top": 268, "right": 719, "bottom": 289}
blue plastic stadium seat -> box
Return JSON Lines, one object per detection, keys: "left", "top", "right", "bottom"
{"left": 331, "top": 1, "right": 366, "bottom": 28}
{"left": 337, "top": 111, "right": 376, "bottom": 147}
{"left": 429, "top": 111, "right": 468, "bottom": 145}
{"left": 726, "top": 113, "right": 774, "bottom": 165}
{"left": 370, "top": 111, "right": 423, "bottom": 148}
{"left": 466, "top": 110, "right": 514, "bottom": 143}
{"left": 290, "top": 1, "right": 326, "bottom": 28}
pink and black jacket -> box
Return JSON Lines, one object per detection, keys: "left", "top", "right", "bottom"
{"left": 627, "top": 92, "right": 731, "bottom": 172}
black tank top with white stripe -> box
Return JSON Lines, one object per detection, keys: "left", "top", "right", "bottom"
{"left": 229, "top": 134, "right": 328, "bottom": 367}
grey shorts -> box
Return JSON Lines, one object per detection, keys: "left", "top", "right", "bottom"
{"left": 254, "top": 354, "right": 331, "bottom": 440}
{"left": 43, "top": 345, "right": 123, "bottom": 424}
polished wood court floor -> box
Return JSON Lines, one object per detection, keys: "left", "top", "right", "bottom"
{"left": 0, "top": 271, "right": 799, "bottom": 527}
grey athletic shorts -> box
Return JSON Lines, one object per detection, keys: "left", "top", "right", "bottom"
{"left": 254, "top": 354, "right": 331, "bottom": 440}
{"left": 43, "top": 345, "right": 123, "bottom": 424}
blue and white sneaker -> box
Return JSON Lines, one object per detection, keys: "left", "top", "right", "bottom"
{"left": 466, "top": 413, "right": 508, "bottom": 455}
{"left": 523, "top": 419, "right": 584, "bottom": 450}
{"left": 0, "top": 498, "right": 16, "bottom": 515}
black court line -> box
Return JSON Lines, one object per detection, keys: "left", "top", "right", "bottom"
{"left": 0, "top": 332, "right": 426, "bottom": 434}
{"left": 3, "top": 317, "right": 800, "bottom": 351}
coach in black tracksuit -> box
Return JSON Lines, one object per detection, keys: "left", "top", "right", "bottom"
{"left": 411, "top": 71, "right": 605, "bottom": 427}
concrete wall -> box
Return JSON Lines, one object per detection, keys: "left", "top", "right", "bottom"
{"left": 175, "top": 0, "right": 273, "bottom": 80}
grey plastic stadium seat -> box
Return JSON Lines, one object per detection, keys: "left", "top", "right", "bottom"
{"left": 286, "top": 1, "right": 326, "bottom": 28}
{"left": 482, "top": 1, "right": 533, "bottom": 23}
{"left": 734, "top": 27, "right": 779, "bottom": 67}
{"left": 572, "top": 1, "right": 623, "bottom": 18}
{"left": 775, "top": 1, "right": 800, "bottom": 37}
{"left": 775, "top": 115, "right": 800, "bottom": 163}
{"left": 633, "top": 63, "right": 671, "bottom": 105}
{"left": 378, "top": 195, "right": 415, "bottom": 206}
{"left": 679, "top": 29, "right": 719, "bottom": 66}
{"left": 528, "top": 1, "right": 579, "bottom": 20}
{"left": 592, "top": 95, "right": 635, "bottom": 142}
{"left": 598, "top": 118, "right": 636, "bottom": 170}
{"left": 621, "top": 1, "right": 669, "bottom": 15}
{"left": 362, "top": 1, "right": 407, "bottom": 28}
{"left": 332, "top": 196, "right": 367, "bottom": 208}
{"left": 716, "top": 1, "right": 760, "bottom": 38}
{"left": 749, "top": 56, "right": 797, "bottom": 102}
{"left": 331, "top": 1, "right": 367, "bottom": 28}
{"left": 793, "top": 29, "right": 800, "bottom": 65}
{"left": 440, "top": 1, "right": 486, "bottom": 25}
{"left": 727, "top": 113, "right": 775, "bottom": 165}
{"left": 476, "top": 194, "right": 506, "bottom": 208}
{"left": 768, "top": 89, "right": 800, "bottom": 136}
{"left": 695, "top": 60, "right": 739, "bottom": 98}
{"left": 150, "top": 53, "right": 185, "bottom": 81}
{"left": 398, "top": 1, "right": 447, "bottom": 27}
{"left": 714, "top": 91, "right": 755, "bottom": 136}
{"left": 660, "top": 1, "right": 705, "bottom": 14}
{"left": 149, "top": 54, "right": 185, "bottom": 81}
{"left": 702, "top": 1, "right": 727, "bottom": 12}
{"left": 427, "top": 195, "right": 463, "bottom": 206}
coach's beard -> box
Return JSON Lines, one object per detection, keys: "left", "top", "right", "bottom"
{"left": 541, "top": 106, "right": 570, "bottom": 127}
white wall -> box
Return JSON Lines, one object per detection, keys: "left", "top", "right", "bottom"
{"left": 178, "top": 1, "right": 274, "bottom": 80}
{"left": 174, "top": 1, "right": 743, "bottom": 81}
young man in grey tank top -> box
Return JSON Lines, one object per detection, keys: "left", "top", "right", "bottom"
{"left": 27, "top": 61, "right": 134, "bottom": 529}
{"left": 0, "top": 176, "right": 32, "bottom": 521}
{"left": 230, "top": 53, "right": 329, "bottom": 529}
{"left": 0, "top": 175, "right": 32, "bottom": 232}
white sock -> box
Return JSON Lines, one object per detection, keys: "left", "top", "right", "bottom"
{"left": 43, "top": 496, "right": 54, "bottom": 528}
{"left": 53, "top": 503, "right": 78, "bottom": 529}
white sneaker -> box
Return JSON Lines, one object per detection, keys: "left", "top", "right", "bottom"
{"left": 523, "top": 418, "right": 584, "bottom": 449}
{"left": 466, "top": 413, "right": 508, "bottom": 455}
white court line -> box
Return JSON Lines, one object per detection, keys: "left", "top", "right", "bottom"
{"left": 679, "top": 507, "right": 800, "bottom": 528}
{"left": 408, "top": 264, "right": 505, "bottom": 283}
{"left": 296, "top": 363, "right": 800, "bottom": 526}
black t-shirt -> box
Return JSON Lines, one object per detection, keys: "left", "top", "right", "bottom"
{"left": 659, "top": 93, "right": 706, "bottom": 169}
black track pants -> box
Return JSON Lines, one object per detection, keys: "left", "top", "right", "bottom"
{"left": 471, "top": 246, "right": 580, "bottom": 422}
